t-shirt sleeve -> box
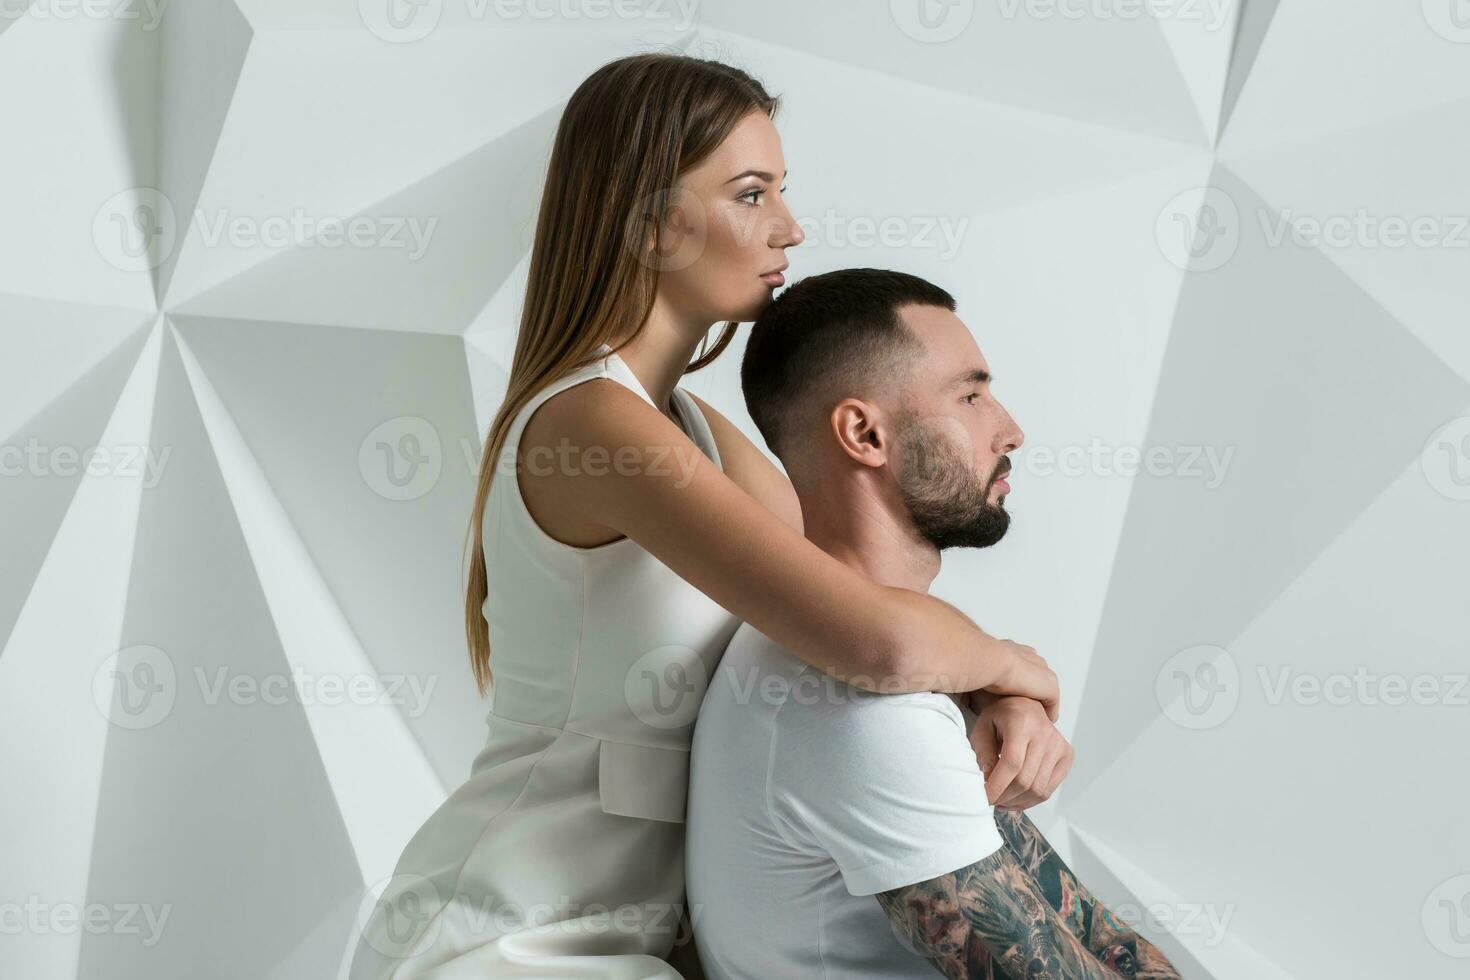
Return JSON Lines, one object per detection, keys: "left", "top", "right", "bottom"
{"left": 766, "top": 681, "right": 1006, "bottom": 897}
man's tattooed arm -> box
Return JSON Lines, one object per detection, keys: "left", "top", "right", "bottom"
{"left": 992, "top": 810, "right": 1181, "bottom": 979}
{"left": 874, "top": 846, "right": 1123, "bottom": 980}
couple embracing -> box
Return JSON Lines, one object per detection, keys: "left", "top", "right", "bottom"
{"left": 351, "top": 52, "right": 1180, "bottom": 980}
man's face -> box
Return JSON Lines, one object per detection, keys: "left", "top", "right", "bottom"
{"left": 888, "top": 304, "right": 1024, "bottom": 551}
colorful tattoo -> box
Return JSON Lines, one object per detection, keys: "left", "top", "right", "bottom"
{"left": 873, "top": 813, "right": 1183, "bottom": 979}
{"left": 992, "top": 811, "right": 1181, "bottom": 979}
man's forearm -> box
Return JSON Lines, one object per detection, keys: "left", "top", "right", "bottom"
{"left": 993, "top": 811, "right": 1182, "bottom": 979}
{"left": 876, "top": 846, "right": 1124, "bottom": 980}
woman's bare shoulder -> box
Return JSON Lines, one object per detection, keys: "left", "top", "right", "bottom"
{"left": 515, "top": 378, "right": 656, "bottom": 547}
{"left": 520, "top": 376, "right": 644, "bottom": 443}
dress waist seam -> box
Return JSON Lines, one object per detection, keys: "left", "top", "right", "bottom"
{"left": 487, "top": 711, "right": 689, "bottom": 753}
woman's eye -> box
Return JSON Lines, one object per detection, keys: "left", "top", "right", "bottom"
{"left": 739, "top": 184, "right": 788, "bottom": 206}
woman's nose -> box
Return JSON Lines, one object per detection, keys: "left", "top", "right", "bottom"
{"left": 775, "top": 199, "right": 805, "bottom": 247}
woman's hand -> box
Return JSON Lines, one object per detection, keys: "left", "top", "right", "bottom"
{"left": 968, "top": 694, "right": 1075, "bottom": 810}
{"left": 983, "top": 641, "right": 1059, "bottom": 721}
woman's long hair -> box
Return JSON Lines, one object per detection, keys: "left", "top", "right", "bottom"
{"left": 464, "top": 54, "right": 780, "bottom": 697}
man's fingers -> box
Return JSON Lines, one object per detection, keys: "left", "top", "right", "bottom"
{"left": 1024, "top": 744, "right": 1066, "bottom": 807}
{"left": 1042, "top": 743, "right": 1076, "bottom": 800}
{"left": 998, "top": 784, "right": 1036, "bottom": 809}
{"left": 984, "top": 734, "right": 1029, "bottom": 805}
{"left": 1013, "top": 737, "right": 1044, "bottom": 796}
{"left": 999, "top": 761, "right": 1047, "bottom": 809}
{"left": 996, "top": 735, "right": 1040, "bottom": 807}
{"left": 1002, "top": 734, "right": 1072, "bottom": 810}
{"left": 1019, "top": 741, "right": 1073, "bottom": 807}
{"left": 971, "top": 719, "right": 1001, "bottom": 776}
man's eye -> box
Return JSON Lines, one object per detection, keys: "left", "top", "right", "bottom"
{"left": 963, "top": 393, "right": 980, "bottom": 405}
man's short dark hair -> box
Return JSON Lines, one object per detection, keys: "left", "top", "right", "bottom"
{"left": 741, "top": 268, "right": 956, "bottom": 463}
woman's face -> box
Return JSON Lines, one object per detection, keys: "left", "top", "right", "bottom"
{"left": 652, "top": 110, "right": 805, "bottom": 325}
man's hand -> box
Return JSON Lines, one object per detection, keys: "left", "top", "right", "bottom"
{"left": 966, "top": 694, "right": 1075, "bottom": 810}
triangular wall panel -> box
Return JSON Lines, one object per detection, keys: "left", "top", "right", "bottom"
{"left": 1067, "top": 163, "right": 1470, "bottom": 798}
{"left": 78, "top": 331, "right": 364, "bottom": 980}
{"left": 170, "top": 314, "right": 487, "bottom": 790}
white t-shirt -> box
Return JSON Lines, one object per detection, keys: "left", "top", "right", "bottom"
{"left": 686, "top": 621, "right": 1007, "bottom": 980}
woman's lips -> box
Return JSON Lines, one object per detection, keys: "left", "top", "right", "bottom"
{"left": 759, "top": 270, "right": 785, "bottom": 286}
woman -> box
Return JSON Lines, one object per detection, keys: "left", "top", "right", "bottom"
{"left": 349, "top": 53, "right": 1058, "bottom": 980}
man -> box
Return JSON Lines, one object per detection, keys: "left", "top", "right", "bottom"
{"left": 685, "top": 269, "right": 1180, "bottom": 979}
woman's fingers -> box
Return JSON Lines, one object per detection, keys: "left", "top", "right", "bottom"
{"left": 990, "top": 641, "right": 1060, "bottom": 720}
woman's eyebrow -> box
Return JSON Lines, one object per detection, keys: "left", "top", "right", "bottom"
{"left": 724, "top": 169, "right": 789, "bottom": 184}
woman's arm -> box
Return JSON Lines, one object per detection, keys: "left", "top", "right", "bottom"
{"left": 519, "top": 380, "right": 1056, "bottom": 705}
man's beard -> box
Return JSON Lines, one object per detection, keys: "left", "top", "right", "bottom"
{"left": 894, "top": 415, "right": 1011, "bottom": 551}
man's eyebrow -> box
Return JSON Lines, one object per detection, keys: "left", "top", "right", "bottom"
{"left": 724, "top": 169, "right": 788, "bottom": 184}
{"left": 946, "top": 367, "right": 991, "bottom": 388}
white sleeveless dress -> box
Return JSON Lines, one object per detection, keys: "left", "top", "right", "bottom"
{"left": 350, "top": 345, "right": 741, "bottom": 979}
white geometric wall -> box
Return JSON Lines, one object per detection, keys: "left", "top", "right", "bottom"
{"left": 1, "top": 1, "right": 1467, "bottom": 978}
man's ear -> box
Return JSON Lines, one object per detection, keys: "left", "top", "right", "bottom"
{"left": 829, "top": 398, "right": 889, "bottom": 469}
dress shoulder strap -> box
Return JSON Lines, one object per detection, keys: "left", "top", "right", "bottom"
{"left": 503, "top": 346, "right": 620, "bottom": 446}
{"left": 504, "top": 344, "right": 723, "bottom": 472}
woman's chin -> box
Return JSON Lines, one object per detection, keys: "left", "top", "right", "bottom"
{"left": 728, "top": 290, "right": 777, "bottom": 323}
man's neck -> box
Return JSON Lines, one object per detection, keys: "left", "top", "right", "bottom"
{"left": 799, "top": 482, "right": 940, "bottom": 594}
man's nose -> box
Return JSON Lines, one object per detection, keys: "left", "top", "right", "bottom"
{"left": 999, "top": 409, "right": 1023, "bottom": 454}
